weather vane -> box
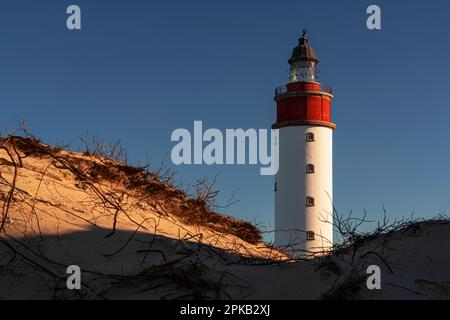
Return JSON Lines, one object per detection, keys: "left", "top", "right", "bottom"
{"left": 302, "top": 29, "right": 307, "bottom": 37}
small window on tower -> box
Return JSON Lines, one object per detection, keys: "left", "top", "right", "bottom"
{"left": 274, "top": 182, "right": 278, "bottom": 192}
{"left": 305, "top": 132, "right": 315, "bottom": 142}
{"left": 306, "top": 196, "right": 315, "bottom": 206}
{"left": 306, "top": 164, "right": 315, "bottom": 173}
{"left": 306, "top": 231, "right": 315, "bottom": 241}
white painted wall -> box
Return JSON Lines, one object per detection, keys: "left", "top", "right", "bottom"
{"left": 275, "top": 125, "right": 333, "bottom": 256}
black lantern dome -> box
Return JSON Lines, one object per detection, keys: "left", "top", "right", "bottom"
{"left": 288, "top": 30, "right": 319, "bottom": 65}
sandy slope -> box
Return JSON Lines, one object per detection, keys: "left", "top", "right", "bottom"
{"left": 350, "top": 221, "right": 450, "bottom": 299}
{"left": 1, "top": 136, "right": 449, "bottom": 299}
{"left": 0, "top": 137, "right": 279, "bottom": 256}
{"left": 0, "top": 136, "right": 285, "bottom": 299}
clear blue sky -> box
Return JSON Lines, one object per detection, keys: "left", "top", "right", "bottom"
{"left": 1, "top": 0, "right": 449, "bottom": 239}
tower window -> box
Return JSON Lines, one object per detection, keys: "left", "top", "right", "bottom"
{"left": 274, "top": 182, "right": 278, "bottom": 192}
{"left": 305, "top": 132, "right": 315, "bottom": 142}
{"left": 306, "top": 196, "right": 315, "bottom": 206}
{"left": 306, "top": 231, "right": 315, "bottom": 241}
{"left": 306, "top": 164, "right": 315, "bottom": 173}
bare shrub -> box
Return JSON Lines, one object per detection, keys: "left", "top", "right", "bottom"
{"left": 79, "top": 134, "right": 128, "bottom": 164}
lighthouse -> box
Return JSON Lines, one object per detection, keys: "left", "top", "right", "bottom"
{"left": 273, "top": 31, "right": 335, "bottom": 256}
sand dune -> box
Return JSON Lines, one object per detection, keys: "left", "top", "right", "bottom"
{"left": 1, "top": 135, "right": 449, "bottom": 299}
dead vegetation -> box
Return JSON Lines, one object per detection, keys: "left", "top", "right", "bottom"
{"left": 318, "top": 207, "right": 450, "bottom": 299}
{"left": 0, "top": 133, "right": 262, "bottom": 245}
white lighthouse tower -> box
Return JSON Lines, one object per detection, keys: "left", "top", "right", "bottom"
{"left": 274, "top": 31, "right": 335, "bottom": 256}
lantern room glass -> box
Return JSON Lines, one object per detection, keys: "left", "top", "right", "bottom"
{"left": 289, "top": 60, "right": 318, "bottom": 83}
